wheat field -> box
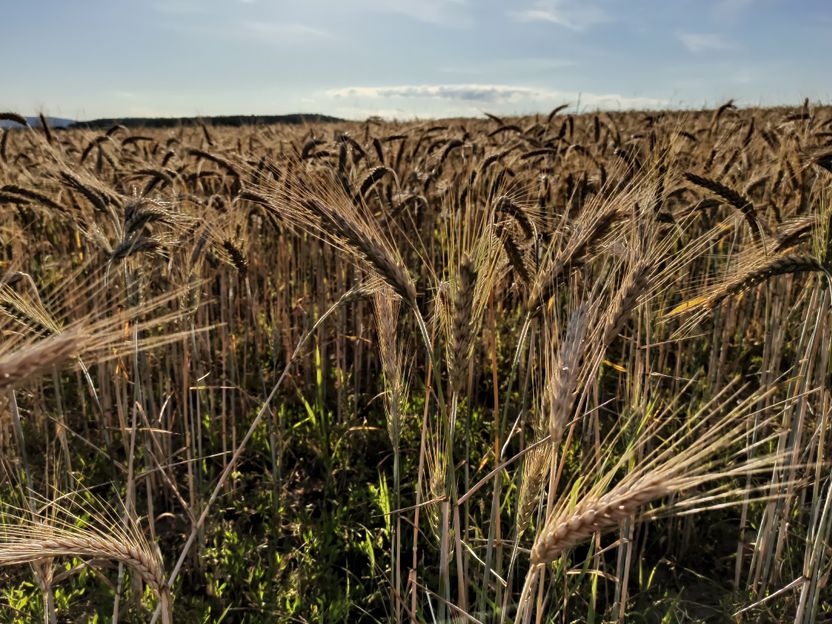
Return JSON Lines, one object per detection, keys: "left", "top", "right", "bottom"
{"left": 0, "top": 101, "right": 831, "bottom": 622}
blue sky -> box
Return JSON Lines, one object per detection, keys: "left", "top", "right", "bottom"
{"left": 2, "top": 0, "right": 830, "bottom": 120}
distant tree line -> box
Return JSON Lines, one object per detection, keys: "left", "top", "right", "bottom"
{"left": 69, "top": 113, "right": 343, "bottom": 129}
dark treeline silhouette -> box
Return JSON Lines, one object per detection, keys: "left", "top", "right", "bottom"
{"left": 69, "top": 113, "right": 343, "bottom": 129}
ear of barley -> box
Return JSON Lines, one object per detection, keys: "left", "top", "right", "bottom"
{"left": 602, "top": 260, "right": 650, "bottom": 347}
{"left": 520, "top": 147, "right": 558, "bottom": 161}
{"left": 0, "top": 519, "right": 171, "bottom": 624}
{"left": 355, "top": 166, "right": 397, "bottom": 203}
{"left": 110, "top": 235, "right": 161, "bottom": 262}
{"left": 709, "top": 99, "right": 735, "bottom": 133}
{"left": 546, "top": 104, "right": 569, "bottom": 124}
{"left": 495, "top": 195, "right": 534, "bottom": 239}
{"left": 517, "top": 445, "right": 551, "bottom": 539}
{"left": 484, "top": 111, "right": 505, "bottom": 125}
{"left": 186, "top": 148, "right": 240, "bottom": 179}
{"left": 531, "top": 475, "right": 670, "bottom": 564}
{"left": 222, "top": 239, "right": 248, "bottom": 275}
{"left": 374, "top": 290, "right": 404, "bottom": 446}
{"left": 488, "top": 125, "right": 522, "bottom": 139}
{"left": 38, "top": 113, "right": 53, "bottom": 145}
{"left": 774, "top": 217, "right": 815, "bottom": 252}
{"left": 529, "top": 384, "right": 784, "bottom": 567}
{"left": 0, "top": 332, "right": 82, "bottom": 389}
{"left": 667, "top": 253, "right": 826, "bottom": 317}
{"left": 527, "top": 208, "right": 621, "bottom": 313}
{"left": 547, "top": 306, "right": 587, "bottom": 445}
{"left": 303, "top": 198, "right": 417, "bottom": 307}
{"left": 683, "top": 171, "right": 766, "bottom": 241}
{"left": 0, "top": 112, "right": 30, "bottom": 127}
{"left": 450, "top": 255, "right": 477, "bottom": 396}
{"left": 337, "top": 133, "right": 368, "bottom": 162}
{"left": 372, "top": 136, "right": 385, "bottom": 163}
{"left": 58, "top": 170, "right": 112, "bottom": 213}
{"left": 301, "top": 138, "right": 327, "bottom": 159}
{"left": 715, "top": 254, "right": 825, "bottom": 304}
{"left": 500, "top": 229, "right": 531, "bottom": 284}
{"left": 0, "top": 184, "right": 66, "bottom": 214}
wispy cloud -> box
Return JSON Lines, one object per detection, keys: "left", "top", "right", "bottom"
{"left": 326, "top": 83, "right": 666, "bottom": 118}
{"left": 678, "top": 32, "right": 734, "bottom": 53}
{"left": 240, "top": 21, "right": 332, "bottom": 41}
{"left": 438, "top": 57, "right": 575, "bottom": 76}
{"left": 346, "top": 0, "right": 473, "bottom": 27}
{"left": 158, "top": 17, "right": 333, "bottom": 46}
{"left": 510, "top": 0, "right": 611, "bottom": 31}
{"left": 151, "top": 1, "right": 204, "bottom": 15}
{"left": 713, "top": 0, "right": 755, "bottom": 21}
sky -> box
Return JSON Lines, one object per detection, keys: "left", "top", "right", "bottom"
{"left": 2, "top": 0, "right": 830, "bottom": 121}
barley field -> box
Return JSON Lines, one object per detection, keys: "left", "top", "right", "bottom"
{"left": 0, "top": 101, "right": 831, "bottom": 622}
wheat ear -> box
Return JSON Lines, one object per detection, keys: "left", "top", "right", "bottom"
{"left": 304, "top": 198, "right": 417, "bottom": 307}
{"left": 547, "top": 306, "right": 587, "bottom": 445}
{"left": 602, "top": 260, "right": 650, "bottom": 347}
{"left": 684, "top": 171, "right": 766, "bottom": 241}
{"left": 531, "top": 475, "right": 669, "bottom": 564}
{"left": 0, "top": 332, "right": 82, "bottom": 389}
{"left": 450, "top": 255, "right": 477, "bottom": 396}
{"left": 0, "top": 512, "right": 171, "bottom": 623}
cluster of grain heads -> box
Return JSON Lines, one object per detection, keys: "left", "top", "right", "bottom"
{"left": 517, "top": 384, "right": 786, "bottom": 623}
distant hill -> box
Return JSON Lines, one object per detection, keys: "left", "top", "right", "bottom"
{"left": 69, "top": 113, "right": 343, "bottom": 130}
{"left": 0, "top": 116, "right": 75, "bottom": 129}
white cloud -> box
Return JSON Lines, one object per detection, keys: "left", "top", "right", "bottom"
{"left": 678, "top": 32, "right": 733, "bottom": 53}
{"left": 510, "top": 1, "right": 611, "bottom": 31}
{"left": 325, "top": 83, "right": 667, "bottom": 118}
{"left": 329, "top": 84, "right": 543, "bottom": 102}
